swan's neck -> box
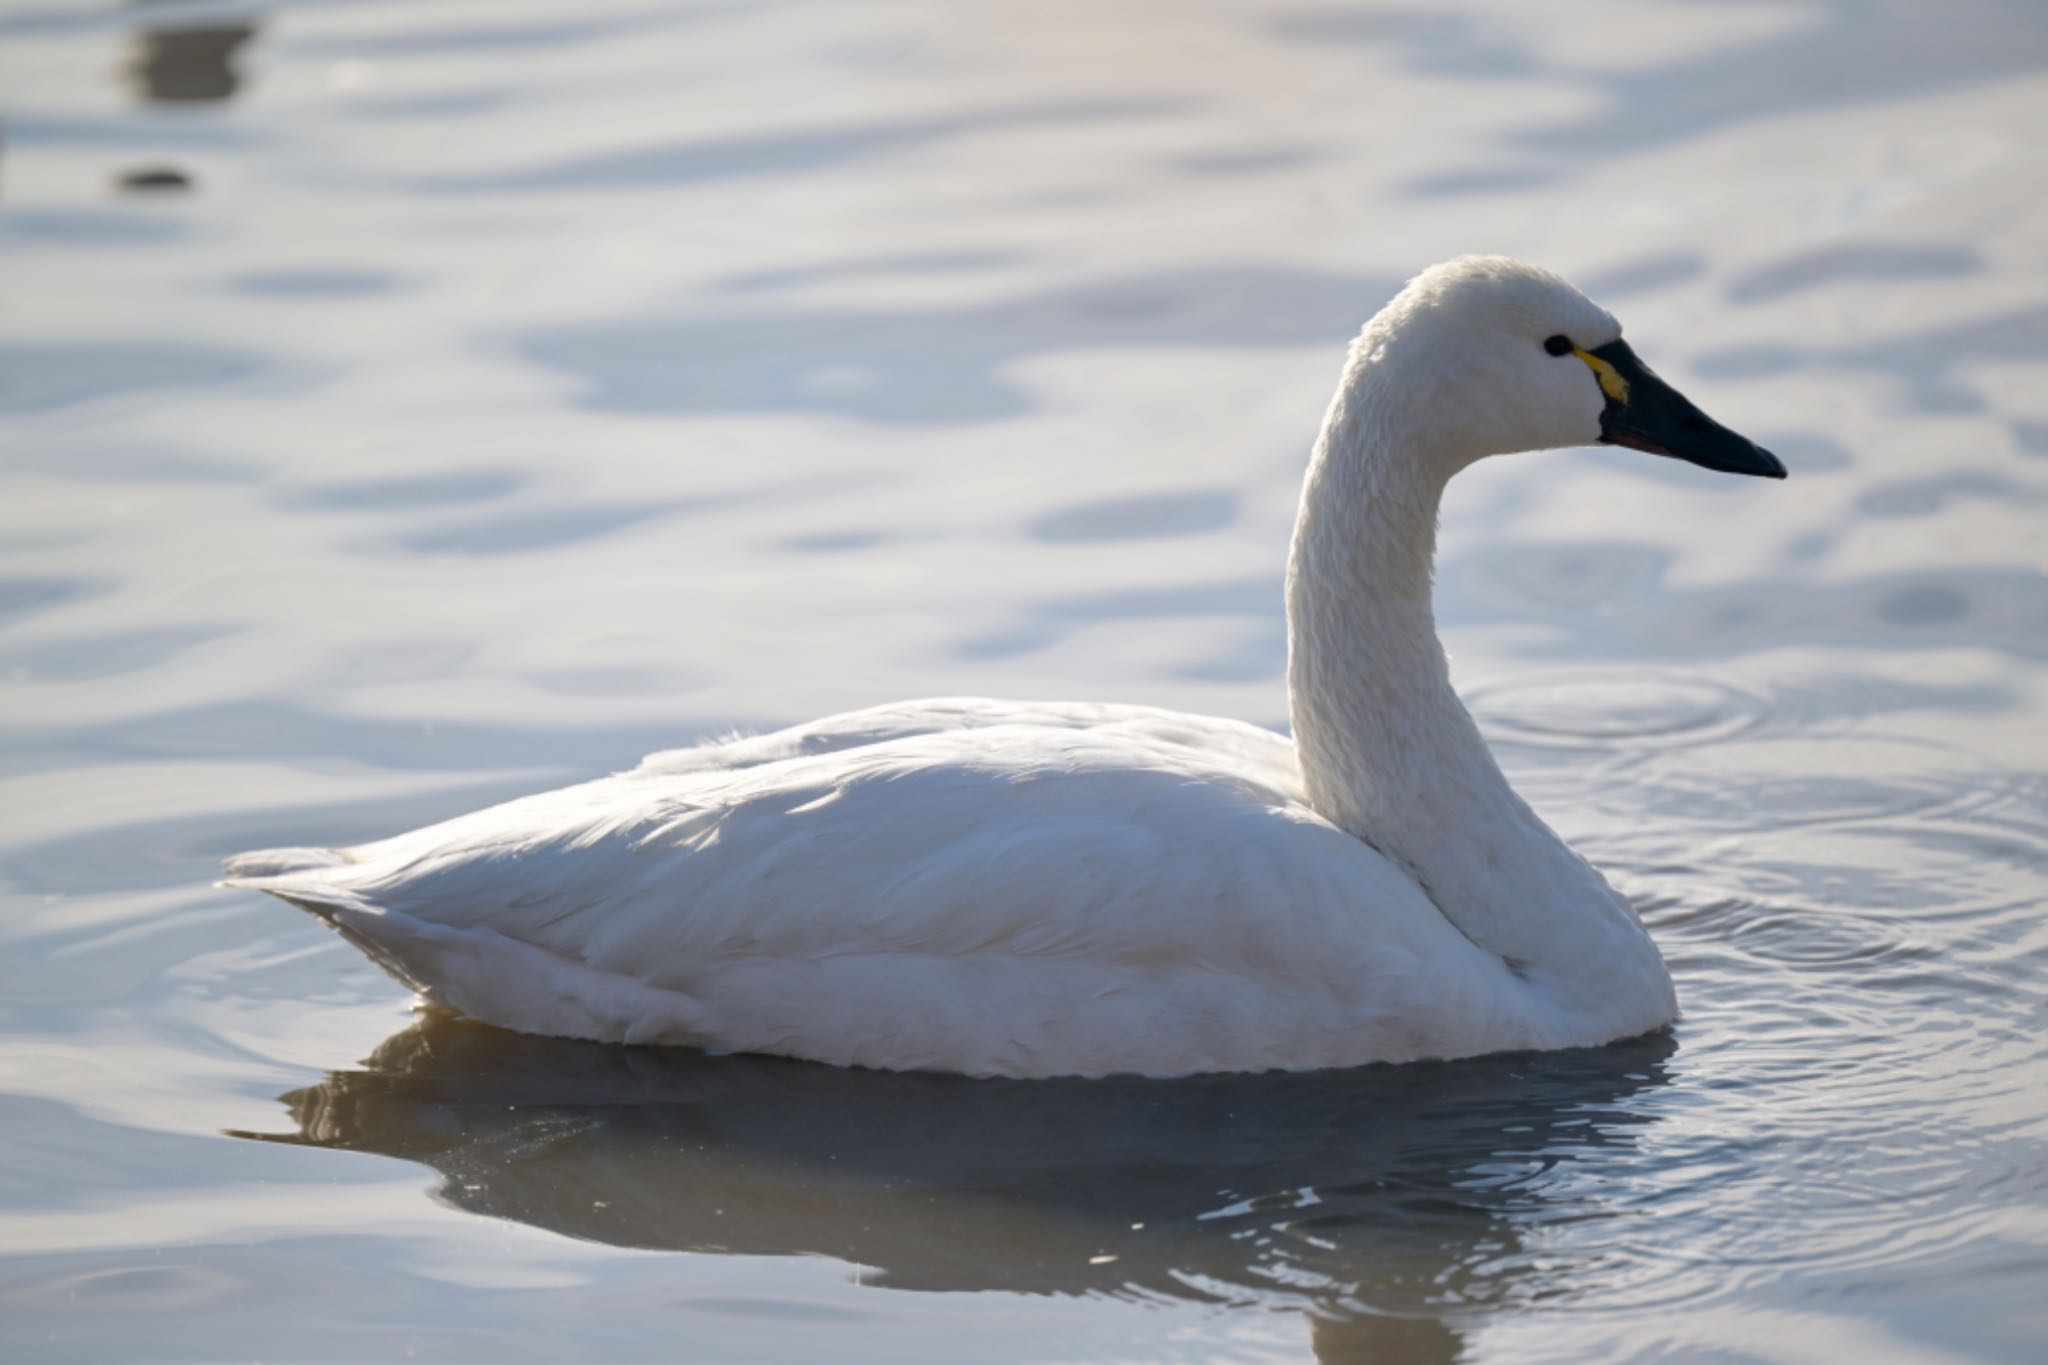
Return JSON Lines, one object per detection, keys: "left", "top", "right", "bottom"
{"left": 1284, "top": 358, "right": 1669, "bottom": 1011}
{"left": 1285, "top": 382, "right": 1480, "bottom": 857}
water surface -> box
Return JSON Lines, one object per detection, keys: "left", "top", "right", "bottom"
{"left": 2, "top": 1, "right": 2046, "bottom": 1360}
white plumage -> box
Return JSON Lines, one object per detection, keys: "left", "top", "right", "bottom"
{"left": 229, "top": 256, "right": 1785, "bottom": 1077}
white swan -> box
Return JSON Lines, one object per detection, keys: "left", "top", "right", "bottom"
{"left": 227, "top": 256, "right": 1785, "bottom": 1078}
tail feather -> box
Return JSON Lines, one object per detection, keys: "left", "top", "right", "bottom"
{"left": 235, "top": 873, "right": 443, "bottom": 997}
{"left": 230, "top": 872, "right": 710, "bottom": 1047}
{"left": 219, "top": 848, "right": 435, "bottom": 993}
{"left": 221, "top": 846, "right": 354, "bottom": 880}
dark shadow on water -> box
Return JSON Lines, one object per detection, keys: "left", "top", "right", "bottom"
{"left": 238, "top": 1016, "right": 1677, "bottom": 1364}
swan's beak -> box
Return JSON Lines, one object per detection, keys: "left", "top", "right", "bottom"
{"left": 1585, "top": 340, "right": 1787, "bottom": 479}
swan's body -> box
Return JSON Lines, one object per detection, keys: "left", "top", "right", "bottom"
{"left": 229, "top": 699, "right": 1663, "bottom": 1075}
{"left": 229, "top": 256, "right": 1783, "bottom": 1078}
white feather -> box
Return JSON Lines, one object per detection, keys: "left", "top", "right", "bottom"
{"left": 229, "top": 257, "right": 1688, "bottom": 1077}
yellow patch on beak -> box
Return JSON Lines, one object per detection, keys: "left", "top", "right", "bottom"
{"left": 1574, "top": 348, "right": 1631, "bottom": 404}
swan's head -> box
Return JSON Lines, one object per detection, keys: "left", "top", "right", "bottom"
{"left": 1356, "top": 256, "right": 1785, "bottom": 479}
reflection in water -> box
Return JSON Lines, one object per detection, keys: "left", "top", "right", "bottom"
{"left": 114, "top": 2, "right": 258, "bottom": 197}
{"left": 124, "top": 2, "right": 256, "bottom": 106}
{"left": 243, "top": 1017, "right": 1675, "bottom": 1364}
{"left": 114, "top": 165, "right": 193, "bottom": 194}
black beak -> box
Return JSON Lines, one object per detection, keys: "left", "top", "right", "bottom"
{"left": 1591, "top": 340, "right": 1786, "bottom": 479}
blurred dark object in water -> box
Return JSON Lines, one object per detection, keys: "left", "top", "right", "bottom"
{"left": 125, "top": 2, "right": 255, "bottom": 105}
{"left": 115, "top": 164, "right": 192, "bottom": 194}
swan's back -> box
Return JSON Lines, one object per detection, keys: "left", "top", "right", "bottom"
{"left": 229, "top": 699, "right": 1508, "bottom": 1076}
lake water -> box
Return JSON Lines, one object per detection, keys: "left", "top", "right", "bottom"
{"left": 3, "top": 1, "right": 2046, "bottom": 1360}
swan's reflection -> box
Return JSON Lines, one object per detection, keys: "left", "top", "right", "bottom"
{"left": 246, "top": 1017, "right": 1674, "bottom": 1362}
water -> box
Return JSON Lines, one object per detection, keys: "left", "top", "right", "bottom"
{"left": 2, "top": 0, "right": 2045, "bottom": 1359}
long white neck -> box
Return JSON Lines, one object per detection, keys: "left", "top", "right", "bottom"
{"left": 1284, "top": 348, "right": 1673, "bottom": 1024}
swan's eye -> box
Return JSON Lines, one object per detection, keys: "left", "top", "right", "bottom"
{"left": 1543, "top": 334, "right": 1573, "bottom": 357}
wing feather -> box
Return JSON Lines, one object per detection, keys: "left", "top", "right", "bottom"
{"left": 230, "top": 699, "right": 1492, "bottom": 1074}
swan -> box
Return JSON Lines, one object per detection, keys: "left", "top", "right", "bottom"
{"left": 226, "top": 255, "right": 1785, "bottom": 1078}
